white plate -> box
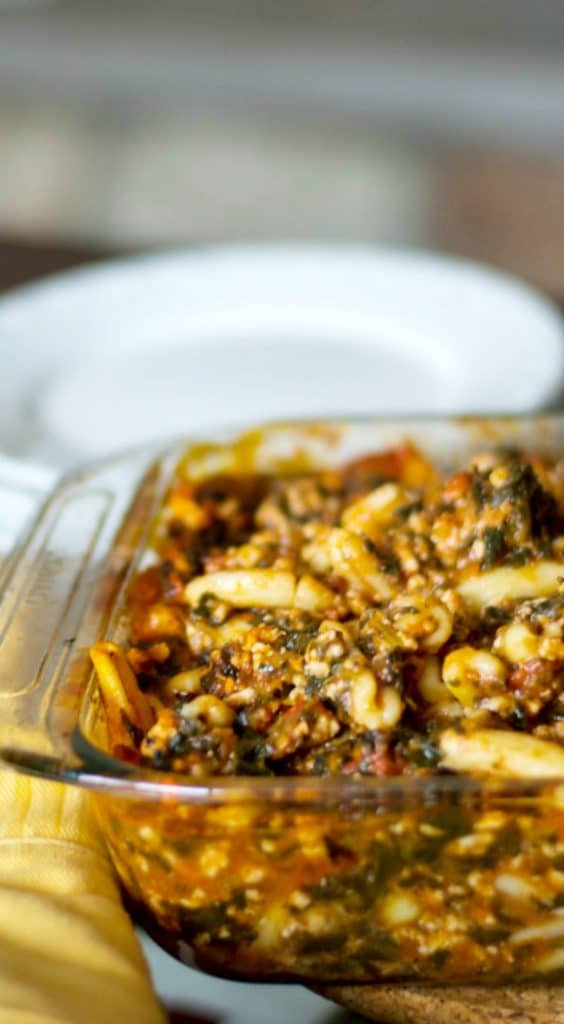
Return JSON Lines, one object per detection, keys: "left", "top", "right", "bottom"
{"left": 0, "top": 243, "right": 562, "bottom": 468}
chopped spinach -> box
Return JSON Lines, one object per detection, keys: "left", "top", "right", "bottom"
{"left": 469, "top": 924, "right": 511, "bottom": 946}
{"left": 481, "top": 526, "right": 506, "bottom": 569}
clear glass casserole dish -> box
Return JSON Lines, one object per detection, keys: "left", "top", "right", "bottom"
{"left": 0, "top": 416, "right": 563, "bottom": 986}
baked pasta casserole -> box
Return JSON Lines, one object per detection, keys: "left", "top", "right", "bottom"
{"left": 91, "top": 437, "right": 564, "bottom": 982}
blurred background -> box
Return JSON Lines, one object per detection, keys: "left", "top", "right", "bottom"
{"left": 1, "top": 4, "right": 564, "bottom": 1022}
{"left": 1, "top": 0, "right": 564, "bottom": 299}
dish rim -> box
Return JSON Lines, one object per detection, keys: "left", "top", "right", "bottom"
{"left": 2, "top": 411, "right": 564, "bottom": 805}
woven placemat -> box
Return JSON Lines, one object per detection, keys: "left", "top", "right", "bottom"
{"left": 318, "top": 983, "right": 564, "bottom": 1023}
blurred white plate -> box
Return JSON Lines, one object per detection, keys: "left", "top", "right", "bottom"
{"left": 0, "top": 243, "right": 562, "bottom": 468}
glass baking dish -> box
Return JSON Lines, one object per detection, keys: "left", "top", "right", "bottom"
{"left": 1, "top": 416, "right": 563, "bottom": 986}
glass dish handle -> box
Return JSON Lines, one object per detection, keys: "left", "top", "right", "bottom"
{"left": 0, "top": 447, "right": 167, "bottom": 781}
{"left": 0, "top": 454, "right": 55, "bottom": 561}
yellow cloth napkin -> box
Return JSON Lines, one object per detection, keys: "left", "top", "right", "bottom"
{"left": 0, "top": 769, "right": 166, "bottom": 1024}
